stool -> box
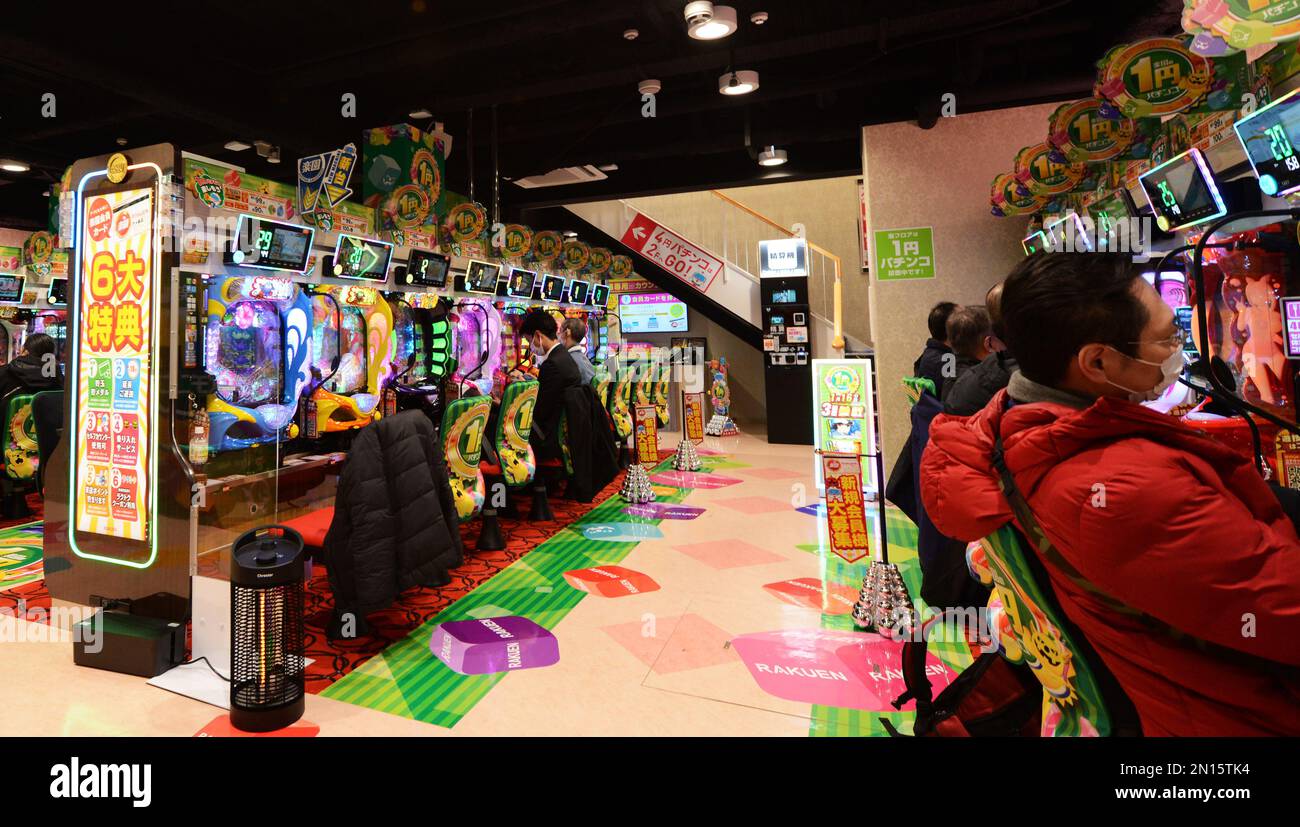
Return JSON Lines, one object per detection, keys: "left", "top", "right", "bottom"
{"left": 475, "top": 460, "right": 508, "bottom": 552}
{"left": 281, "top": 507, "right": 334, "bottom": 559}
{"left": 532, "top": 458, "right": 562, "bottom": 521}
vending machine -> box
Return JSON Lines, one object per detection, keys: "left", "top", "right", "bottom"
{"left": 759, "top": 238, "right": 813, "bottom": 444}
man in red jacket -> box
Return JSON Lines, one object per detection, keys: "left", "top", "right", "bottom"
{"left": 921, "top": 253, "right": 1300, "bottom": 736}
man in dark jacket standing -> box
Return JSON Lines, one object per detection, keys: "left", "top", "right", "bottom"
{"left": 943, "top": 282, "right": 1019, "bottom": 417}
{"left": 938, "top": 305, "right": 991, "bottom": 405}
{"left": 520, "top": 309, "right": 582, "bottom": 460}
{"left": 912, "top": 301, "right": 957, "bottom": 398}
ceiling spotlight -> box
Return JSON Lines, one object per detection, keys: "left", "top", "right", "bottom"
{"left": 688, "top": 3, "right": 737, "bottom": 40}
{"left": 563, "top": 231, "right": 579, "bottom": 238}
{"left": 254, "top": 140, "right": 273, "bottom": 158}
{"left": 719, "top": 70, "right": 759, "bottom": 96}
{"left": 224, "top": 140, "right": 253, "bottom": 152}
{"left": 267, "top": 147, "right": 281, "bottom": 164}
{"left": 751, "top": 11, "right": 768, "bottom": 24}
{"left": 638, "top": 78, "right": 662, "bottom": 95}
{"left": 623, "top": 28, "right": 639, "bottom": 40}
{"left": 598, "top": 163, "right": 619, "bottom": 172}
{"left": 757, "top": 146, "right": 787, "bottom": 167}
{"left": 409, "top": 108, "right": 433, "bottom": 120}
{"left": 0, "top": 161, "right": 29, "bottom": 173}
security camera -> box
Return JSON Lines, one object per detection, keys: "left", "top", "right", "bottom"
{"left": 684, "top": 1, "right": 715, "bottom": 26}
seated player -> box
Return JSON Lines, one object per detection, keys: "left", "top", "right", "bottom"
{"left": 938, "top": 305, "right": 992, "bottom": 405}
{"left": 921, "top": 253, "right": 1300, "bottom": 736}
{"left": 560, "top": 317, "right": 596, "bottom": 385}
{"left": 519, "top": 309, "right": 582, "bottom": 461}
{"left": 943, "top": 282, "right": 1019, "bottom": 417}
{"left": 0, "top": 333, "right": 62, "bottom": 399}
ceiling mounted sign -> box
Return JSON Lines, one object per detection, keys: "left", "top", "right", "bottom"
{"left": 990, "top": 172, "right": 1045, "bottom": 218}
{"left": 1094, "top": 36, "right": 1214, "bottom": 118}
{"left": 1013, "top": 143, "right": 1086, "bottom": 198}
{"left": 610, "top": 254, "right": 633, "bottom": 278}
{"left": 561, "top": 238, "right": 591, "bottom": 271}
{"left": 1183, "top": 0, "right": 1300, "bottom": 54}
{"left": 588, "top": 246, "right": 613, "bottom": 277}
{"left": 444, "top": 201, "right": 487, "bottom": 243}
{"left": 532, "top": 230, "right": 562, "bottom": 265}
{"left": 499, "top": 223, "right": 533, "bottom": 259}
{"left": 1047, "top": 99, "right": 1138, "bottom": 164}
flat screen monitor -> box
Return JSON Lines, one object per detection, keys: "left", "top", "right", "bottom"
{"left": 1022, "top": 230, "right": 1047, "bottom": 256}
{"left": 507, "top": 267, "right": 538, "bottom": 299}
{"left": 541, "top": 275, "right": 566, "bottom": 302}
{"left": 619, "top": 292, "right": 689, "bottom": 333}
{"left": 332, "top": 234, "right": 393, "bottom": 282}
{"left": 568, "top": 279, "right": 591, "bottom": 305}
{"left": 229, "top": 215, "right": 314, "bottom": 272}
{"left": 465, "top": 260, "right": 502, "bottom": 295}
{"left": 0, "top": 275, "right": 22, "bottom": 303}
{"left": 47, "top": 277, "right": 68, "bottom": 307}
{"left": 1234, "top": 86, "right": 1300, "bottom": 198}
{"left": 1138, "top": 148, "right": 1226, "bottom": 232}
{"left": 404, "top": 249, "right": 450, "bottom": 288}
{"left": 591, "top": 283, "right": 610, "bottom": 307}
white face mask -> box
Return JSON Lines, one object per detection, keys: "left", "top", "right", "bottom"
{"left": 1105, "top": 345, "right": 1184, "bottom": 403}
{"left": 532, "top": 339, "right": 548, "bottom": 364}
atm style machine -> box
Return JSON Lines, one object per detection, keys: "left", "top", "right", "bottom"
{"left": 759, "top": 238, "right": 813, "bottom": 444}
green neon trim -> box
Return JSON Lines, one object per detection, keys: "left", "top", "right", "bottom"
{"left": 67, "top": 162, "right": 164, "bottom": 569}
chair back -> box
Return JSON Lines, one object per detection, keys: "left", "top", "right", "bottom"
{"left": 440, "top": 395, "right": 491, "bottom": 521}
{"left": 2, "top": 392, "right": 39, "bottom": 481}
{"left": 494, "top": 380, "right": 538, "bottom": 486}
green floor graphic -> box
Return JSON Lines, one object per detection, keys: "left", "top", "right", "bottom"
{"left": 321, "top": 461, "right": 689, "bottom": 727}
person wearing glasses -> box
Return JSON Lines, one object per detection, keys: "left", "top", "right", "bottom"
{"left": 921, "top": 253, "right": 1300, "bottom": 736}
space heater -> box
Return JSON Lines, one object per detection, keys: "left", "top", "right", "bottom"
{"left": 230, "top": 525, "right": 306, "bottom": 732}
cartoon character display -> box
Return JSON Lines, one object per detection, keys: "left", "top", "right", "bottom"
{"left": 703, "top": 357, "right": 739, "bottom": 436}
{"left": 306, "top": 284, "right": 394, "bottom": 434}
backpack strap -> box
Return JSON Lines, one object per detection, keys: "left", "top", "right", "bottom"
{"left": 991, "top": 427, "right": 1299, "bottom": 678}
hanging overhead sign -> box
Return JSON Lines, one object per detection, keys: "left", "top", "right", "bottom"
{"left": 298, "top": 142, "right": 359, "bottom": 228}
{"left": 621, "top": 212, "right": 725, "bottom": 294}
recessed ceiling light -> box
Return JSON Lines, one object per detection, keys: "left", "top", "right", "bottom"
{"left": 598, "top": 163, "right": 619, "bottom": 172}
{"left": 623, "top": 28, "right": 639, "bottom": 40}
{"left": 719, "top": 70, "right": 759, "bottom": 96}
{"left": 563, "top": 231, "right": 579, "bottom": 238}
{"left": 0, "top": 161, "right": 29, "bottom": 173}
{"left": 638, "top": 78, "right": 662, "bottom": 95}
{"left": 687, "top": 3, "right": 737, "bottom": 40}
{"left": 757, "top": 146, "right": 787, "bottom": 167}
{"left": 267, "top": 148, "right": 281, "bottom": 164}
{"left": 751, "top": 11, "right": 768, "bottom": 24}
{"left": 224, "top": 140, "right": 252, "bottom": 152}
{"left": 409, "top": 108, "right": 433, "bottom": 120}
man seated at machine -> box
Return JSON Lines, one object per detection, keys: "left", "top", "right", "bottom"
{"left": 560, "top": 317, "right": 596, "bottom": 385}
{"left": 0, "top": 333, "right": 62, "bottom": 399}
{"left": 520, "top": 309, "right": 582, "bottom": 461}
{"left": 921, "top": 252, "right": 1300, "bottom": 736}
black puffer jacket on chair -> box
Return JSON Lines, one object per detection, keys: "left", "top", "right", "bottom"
{"left": 323, "top": 411, "right": 463, "bottom": 629}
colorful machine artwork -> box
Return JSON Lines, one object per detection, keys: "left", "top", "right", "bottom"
{"left": 307, "top": 284, "right": 394, "bottom": 434}
{"left": 205, "top": 275, "right": 313, "bottom": 452}
{"left": 450, "top": 297, "right": 502, "bottom": 397}
{"left": 388, "top": 294, "right": 452, "bottom": 401}
{"left": 704, "top": 357, "right": 739, "bottom": 436}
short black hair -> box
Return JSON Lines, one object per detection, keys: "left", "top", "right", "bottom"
{"left": 1000, "top": 253, "right": 1147, "bottom": 386}
{"left": 520, "top": 308, "right": 558, "bottom": 340}
{"left": 946, "top": 305, "right": 992, "bottom": 360}
{"left": 23, "top": 333, "right": 55, "bottom": 359}
{"left": 562, "top": 317, "right": 586, "bottom": 344}
{"left": 927, "top": 301, "right": 959, "bottom": 340}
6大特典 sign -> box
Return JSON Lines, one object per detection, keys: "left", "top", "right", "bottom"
{"left": 75, "top": 187, "right": 155, "bottom": 544}
{"left": 872, "top": 227, "right": 935, "bottom": 281}
{"left": 621, "top": 212, "right": 725, "bottom": 293}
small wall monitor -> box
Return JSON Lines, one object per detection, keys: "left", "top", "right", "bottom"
{"left": 1022, "top": 230, "right": 1047, "bottom": 256}
{"left": 619, "top": 292, "right": 689, "bottom": 333}
{"left": 507, "top": 267, "right": 538, "bottom": 299}
{"left": 540, "top": 275, "right": 566, "bottom": 302}
{"left": 591, "top": 283, "right": 610, "bottom": 307}
{"left": 1138, "top": 148, "right": 1226, "bottom": 232}
{"left": 404, "top": 249, "right": 450, "bottom": 288}
{"left": 568, "top": 279, "right": 591, "bottom": 305}
{"left": 1234, "top": 87, "right": 1300, "bottom": 198}
{"left": 1088, "top": 188, "right": 1137, "bottom": 250}
{"left": 332, "top": 234, "right": 393, "bottom": 281}
{"left": 1043, "top": 213, "right": 1092, "bottom": 252}
{"left": 465, "top": 260, "right": 502, "bottom": 295}
{"left": 0, "top": 275, "right": 23, "bottom": 303}
{"left": 227, "top": 215, "right": 314, "bottom": 272}
{"left": 47, "top": 277, "right": 68, "bottom": 307}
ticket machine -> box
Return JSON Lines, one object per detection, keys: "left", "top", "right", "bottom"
{"left": 759, "top": 238, "right": 813, "bottom": 444}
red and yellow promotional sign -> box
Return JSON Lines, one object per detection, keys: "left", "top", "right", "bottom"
{"left": 821, "top": 453, "right": 871, "bottom": 564}
{"left": 634, "top": 404, "right": 659, "bottom": 465}
{"left": 76, "top": 187, "right": 155, "bottom": 542}
{"left": 682, "top": 391, "right": 705, "bottom": 443}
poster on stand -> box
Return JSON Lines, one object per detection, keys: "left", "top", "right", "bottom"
{"left": 75, "top": 187, "right": 155, "bottom": 543}
{"left": 634, "top": 405, "right": 659, "bottom": 465}
{"left": 820, "top": 453, "right": 872, "bottom": 564}
{"left": 682, "top": 391, "right": 705, "bottom": 443}
{"left": 811, "top": 359, "right": 877, "bottom": 492}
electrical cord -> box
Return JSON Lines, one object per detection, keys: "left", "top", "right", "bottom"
{"left": 178, "top": 655, "right": 229, "bottom": 683}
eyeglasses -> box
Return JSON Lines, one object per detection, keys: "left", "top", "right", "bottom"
{"left": 1124, "top": 328, "right": 1186, "bottom": 350}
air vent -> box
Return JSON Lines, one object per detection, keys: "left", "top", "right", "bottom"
{"left": 512, "top": 165, "right": 609, "bottom": 189}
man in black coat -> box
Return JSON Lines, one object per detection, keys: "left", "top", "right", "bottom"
{"left": 937, "top": 304, "right": 991, "bottom": 406}
{"left": 942, "top": 282, "right": 1020, "bottom": 417}
{"left": 912, "top": 301, "right": 957, "bottom": 399}
{"left": 520, "top": 309, "right": 583, "bottom": 460}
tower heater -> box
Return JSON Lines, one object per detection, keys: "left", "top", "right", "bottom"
{"left": 230, "top": 525, "right": 306, "bottom": 732}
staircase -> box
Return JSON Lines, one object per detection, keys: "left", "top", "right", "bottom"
{"left": 563, "top": 191, "right": 851, "bottom": 356}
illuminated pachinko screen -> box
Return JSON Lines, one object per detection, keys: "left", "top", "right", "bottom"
{"left": 75, "top": 187, "right": 154, "bottom": 542}
{"left": 209, "top": 300, "right": 282, "bottom": 406}
{"left": 311, "top": 298, "right": 367, "bottom": 394}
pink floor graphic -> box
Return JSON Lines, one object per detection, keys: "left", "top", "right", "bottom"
{"left": 563, "top": 565, "right": 660, "bottom": 597}
{"left": 650, "top": 471, "right": 743, "bottom": 489}
{"left": 601, "top": 613, "right": 738, "bottom": 674}
{"left": 762, "top": 578, "right": 859, "bottom": 615}
{"left": 731, "top": 629, "right": 957, "bottom": 711}
{"left": 671, "top": 538, "right": 787, "bottom": 570}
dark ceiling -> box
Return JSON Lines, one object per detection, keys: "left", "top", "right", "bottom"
{"left": 0, "top": 0, "right": 1181, "bottom": 230}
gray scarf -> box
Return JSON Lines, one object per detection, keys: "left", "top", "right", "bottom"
{"left": 1006, "top": 371, "right": 1094, "bottom": 411}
